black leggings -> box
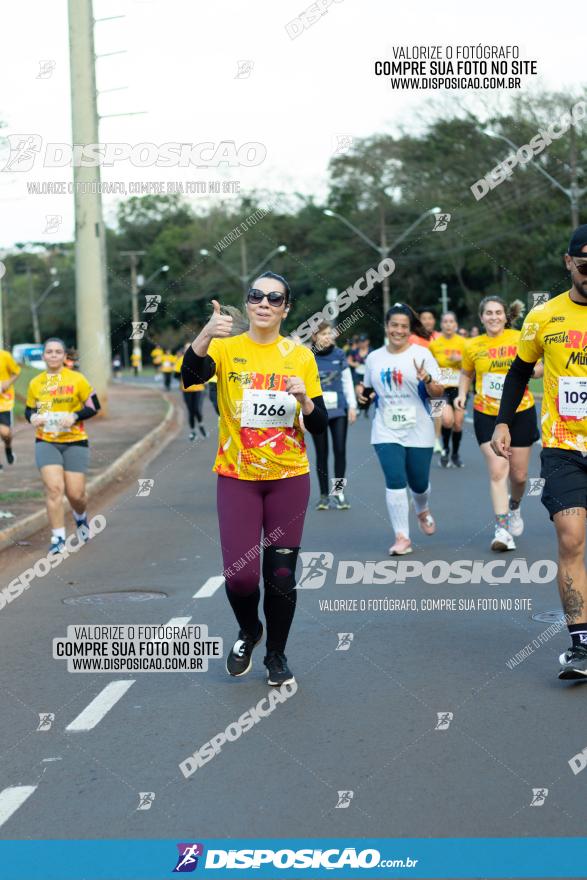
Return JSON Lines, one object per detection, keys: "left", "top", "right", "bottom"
{"left": 183, "top": 390, "right": 203, "bottom": 429}
{"left": 312, "top": 415, "right": 348, "bottom": 495}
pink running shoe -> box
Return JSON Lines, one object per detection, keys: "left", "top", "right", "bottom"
{"left": 388, "top": 535, "right": 413, "bottom": 556}
{"left": 417, "top": 510, "right": 436, "bottom": 535}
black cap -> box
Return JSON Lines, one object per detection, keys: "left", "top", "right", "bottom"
{"left": 568, "top": 224, "right": 587, "bottom": 256}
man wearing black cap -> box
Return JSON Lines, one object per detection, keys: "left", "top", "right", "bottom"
{"left": 491, "top": 224, "right": 587, "bottom": 680}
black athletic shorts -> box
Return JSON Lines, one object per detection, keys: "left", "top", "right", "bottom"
{"left": 473, "top": 406, "right": 539, "bottom": 447}
{"left": 443, "top": 387, "right": 464, "bottom": 408}
{"left": 0, "top": 411, "right": 13, "bottom": 428}
{"left": 541, "top": 448, "right": 587, "bottom": 520}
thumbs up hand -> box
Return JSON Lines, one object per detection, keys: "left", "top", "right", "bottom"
{"left": 205, "top": 299, "right": 234, "bottom": 339}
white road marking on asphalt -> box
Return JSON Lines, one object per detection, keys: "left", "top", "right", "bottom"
{"left": 165, "top": 617, "right": 192, "bottom": 627}
{"left": 66, "top": 681, "right": 135, "bottom": 732}
{"left": 193, "top": 576, "right": 224, "bottom": 598}
{"left": 0, "top": 786, "right": 36, "bottom": 828}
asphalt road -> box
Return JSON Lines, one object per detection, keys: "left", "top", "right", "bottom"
{"left": 0, "top": 402, "right": 584, "bottom": 843}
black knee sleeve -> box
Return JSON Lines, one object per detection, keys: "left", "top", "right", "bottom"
{"left": 262, "top": 546, "right": 300, "bottom": 595}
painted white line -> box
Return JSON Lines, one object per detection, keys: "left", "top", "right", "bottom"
{"left": 165, "top": 616, "right": 192, "bottom": 627}
{"left": 66, "top": 680, "right": 135, "bottom": 732}
{"left": 193, "top": 576, "right": 224, "bottom": 599}
{"left": 0, "top": 785, "right": 36, "bottom": 828}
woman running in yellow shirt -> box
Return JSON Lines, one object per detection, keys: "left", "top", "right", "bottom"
{"left": 25, "top": 338, "right": 100, "bottom": 554}
{"left": 182, "top": 272, "right": 328, "bottom": 686}
{"left": 429, "top": 312, "right": 467, "bottom": 468}
{"left": 456, "top": 297, "right": 542, "bottom": 551}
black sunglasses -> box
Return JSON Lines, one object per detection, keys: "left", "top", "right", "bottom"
{"left": 572, "top": 258, "right": 587, "bottom": 277}
{"left": 247, "top": 288, "right": 287, "bottom": 307}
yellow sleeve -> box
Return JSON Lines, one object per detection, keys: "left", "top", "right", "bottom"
{"left": 8, "top": 354, "right": 20, "bottom": 376}
{"left": 26, "top": 378, "right": 37, "bottom": 408}
{"left": 207, "top": 338, "right": 222, "bottom": 375}
{"left": 461, "top": 341, "right": 475, "bottom": 372}
{"left": 304, "top": 352, "right": 323, "bottom": 399}
{"left": 517, "top": 310, "right": 544, "bottom": 363}
{"left": 76, "top": 374, "right": 94, "bottom": 404}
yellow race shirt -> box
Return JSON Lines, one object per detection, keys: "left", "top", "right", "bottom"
{"left": 462, "top": 328, "right": 534, "bottom": 416}
{"left": 175, "top": 354, "right": 204, "bottom": 392}
{"left": 208, "top": 333, "right": 322, "bottom": 481}
{"left": 160, "top": 354, "right": 177, "bottom": 373}
{"left": 0, "top": 350, "right": 21, "bottom": 412}
{"left": 150, "top": 346, "right": 163, "bottom": 365}
{"left": 429, "top": 334, "right": 466, "bottom": 386}
{"left": 517, "top": 290, "right": 587, "bottom": 451}
{"left": 26, "top": 369, "right": 95, "bottom": 443}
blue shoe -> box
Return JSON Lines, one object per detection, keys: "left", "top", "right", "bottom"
{"left": 75, "top": 517, "right": 91, "bottom": 543}
{"left": 49, "top": 536, "right": 66, "bottom": 555}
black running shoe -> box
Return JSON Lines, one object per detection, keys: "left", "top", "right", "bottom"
{"left": 264, "top": 650, "right": 295, "bottom": 686}
{"left": 451, "top": 453, "right": 464, "bottom": 468}
{"left": 440, "top": 450, "right": 450, "bottom": 468}
{"left": 226, "top": 624, "right": 263, "bottom": 677}
{"left": 5, "top": 448, "right": 15, "bottom": 465}
{"left": 198, "top": 425, "right": 208, "bottom": 438}
{"left": 558, "top": 645, "right": 587, "bottom": 680}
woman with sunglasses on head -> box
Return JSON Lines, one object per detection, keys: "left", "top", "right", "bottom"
{"left": 25, "top": 337, "right": 100, "bottom": 554}
{"left": 182, "top": 272, "right": 327, "bottom": 686}
{"left": 357, "top": 304, "right": 444, "bottom": 556}
{"left": 455, "top": 297, "right": 542, "bottom": 552}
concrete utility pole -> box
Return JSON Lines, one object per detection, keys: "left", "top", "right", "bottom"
{"left": 121, "top": 250, "right": 146, "bottom": 370}
{"left": 68, "top": 0, "right": 111, "bottom": 410}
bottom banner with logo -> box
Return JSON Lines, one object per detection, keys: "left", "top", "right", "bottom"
{"left": 0, "top": 838, "right": 586, "bottom": 878}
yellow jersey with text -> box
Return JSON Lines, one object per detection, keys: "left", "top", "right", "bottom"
{"left": 208, "top": 333, "right": 322, "bottom": 480}
{"left": 0, "top": 350, "right": 21, "bottom": 412}
{"left": 429, "top": 334, "right": 466, "bottom": 385}
{"left": 175, "top": 354, "right": 204, "bottom": 392}
{"left": 462, "top": 328, "right": 534, "bottom": 416}
{"left": 517, "top": 290, "right": 587, "bottom": 451}
{"left": 26, "top": 369, "right": 94, "bottom": 443}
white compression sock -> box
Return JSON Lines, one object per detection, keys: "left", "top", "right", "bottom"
{"left": 52, "top": 527, "right": 66, "bottom": 540}
{"left": 385, "top": 488, "right": 410, "bottom": 539}
{"left": 411, "top": 485, "right": 431, "bottom": 515}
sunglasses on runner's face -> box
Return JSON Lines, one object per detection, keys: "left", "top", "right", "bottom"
{"left": 247, "top": 288, "right": 287, "bottom": 307}
{"left": 572, "top": 258, "right": 587, "bottom": 276}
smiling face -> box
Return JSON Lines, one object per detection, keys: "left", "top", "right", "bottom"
{"left": 246, "top": 276, "right": 288, "bottom": 333}
{"left": 386, "top": 313, "right": 411, "bottom": 348}
{"left": 480, "top": 300, "right": 507, "bottom": 336}
{"left": 43, "top": 339, "right": 66, "bottom": 372}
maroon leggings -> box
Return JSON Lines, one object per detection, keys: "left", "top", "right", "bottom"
{"left": 217, "top": 473, "right": 311, "bottom": 652}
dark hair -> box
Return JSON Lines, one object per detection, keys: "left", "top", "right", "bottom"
{"left": 385, "top": 303, "right": 430, "bottom": 339}
{"left": 253, "top": 271, "right": 291, "bottom": 305}
{"left": 311, "top": 321, "right": 333, "bottom": 340}
{"left": 419, "top": 309, "right": 436, "bottom": 318}
{"left": 441, "top": 311, "right": 457, "bottom": 322}
{"left": 478, "top": 296, "right": 524, "bottom": 329}
{"left": 44, "top": 337, "right": 66, "bottom": 351}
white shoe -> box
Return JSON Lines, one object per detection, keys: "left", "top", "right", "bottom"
{"left": 491, "top": 526, "right": 516, "bottom": 552}
{"left": 434, "top": 439, "right": 443, "bottom": 454}
{"left": 508, "top": 506, "right": 524, "bottom": 537}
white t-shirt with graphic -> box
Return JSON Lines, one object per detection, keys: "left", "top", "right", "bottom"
{"left": 363, "top": 344, "right": 441, "bottom": 447}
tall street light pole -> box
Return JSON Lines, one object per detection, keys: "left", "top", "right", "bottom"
{"left": 68, "top": 0, "right": 111, "bottom": 410}
{"left": 323, "top": 207, "right": 440, "bottom": 318}
{"left": 121, "top": 250, "right": 146, "bottom": 370}
{"left": 199, "top": 245, "right": 287, "bottom": 293}
{"left": 483, "top": 128, "right": 586, "bottom": 227}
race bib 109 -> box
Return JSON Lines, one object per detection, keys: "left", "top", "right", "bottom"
{"left": 558, "top": 377, "right": 587, "bottom": 418}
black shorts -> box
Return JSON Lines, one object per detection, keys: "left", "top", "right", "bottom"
{"left": 0, "top": 411, "right": 13, "bottom": 428}
{"left": 473, "top": 406, "right": 539, "bottom": 447}
{"left": 541, "top": 448, "right": 587, "bottom": 520}
{"left": 443, "top": 387, "right": 463, "bottom": 408}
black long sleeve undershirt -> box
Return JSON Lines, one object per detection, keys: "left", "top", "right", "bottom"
{"left": 24, "top": 392, "right": 101, "bottom": 424}
{"left": 495, "top": 356, "right": 536, "bottom": 426}
{"left": 181, "top": 346, "right": 216, "bottom": 386}
{"left": 181, "top": 345, "right": 328, "bottom": 433}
